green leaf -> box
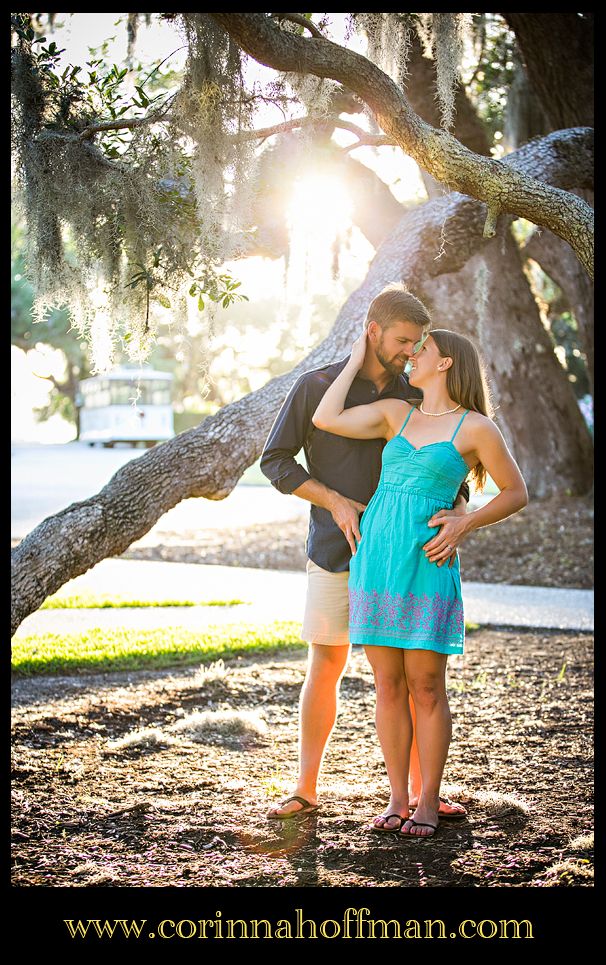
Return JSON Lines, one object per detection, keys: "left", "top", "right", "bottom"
{"left": 135, "top": 86, "right": 150, "bottom": 107}
{"left": 154, "top": 293, "right": 171, "bottom": 309}
{"left": 197, "top": 295, "right": 205, "bottom": 311}
{"left": 189, "top": 284, "right": 197, "bottom": 297}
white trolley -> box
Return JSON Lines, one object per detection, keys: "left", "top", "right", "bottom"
{"left": 78, "top": 366, "right": 174, "bottom": 447}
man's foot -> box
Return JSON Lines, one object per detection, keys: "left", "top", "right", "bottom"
{"left": 409, "top": 794, "right": 467, "bottom": 819}
{"left": 266, "top": 794, "right": 319, "bottom": 819}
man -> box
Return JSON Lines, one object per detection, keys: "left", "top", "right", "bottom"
{"left": 260, "top": 284, "right": 469, "bottom": 821}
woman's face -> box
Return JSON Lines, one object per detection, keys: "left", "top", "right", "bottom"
{"left": 407, "top": 335, "right": 445, "bottom": 386}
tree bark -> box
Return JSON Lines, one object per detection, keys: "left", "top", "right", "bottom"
{"left": 11, "top": 130, "right": 594, "bottom": 636}
{"left": 523, "top": 196, "right": 594, "bottom": 394}
{"left": 502, "top": 13, "right": 594, "bottom": 130}
{"left": 209, "top": 13, "right": 594, "bottom": 277}
{"left": 414, "top": 233, "right": 593, "bottom": 498}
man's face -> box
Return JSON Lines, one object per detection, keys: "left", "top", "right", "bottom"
{"left": 371, "top": 319, "right": 427, "bottom": 376}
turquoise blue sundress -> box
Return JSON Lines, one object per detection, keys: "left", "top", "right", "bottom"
{"left": 348, "top": 406, "right": 471, "bottom": 655}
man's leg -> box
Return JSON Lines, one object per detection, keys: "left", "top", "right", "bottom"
{"left": 267, "top": 558, "right": 350, "bottom": 817}
{"left": 267, "top": 642, "right": 350, "bottom": 816}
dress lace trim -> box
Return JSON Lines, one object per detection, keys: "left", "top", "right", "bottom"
{"left": 349, "top": 587, "right": 464, "bottom": 644}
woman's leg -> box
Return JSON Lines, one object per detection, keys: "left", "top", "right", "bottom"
{"left": 364, "top": 645, "right": 412, "bottom": 829}
{"left": 401, "top": 649, "right": 450, "bottom": 836}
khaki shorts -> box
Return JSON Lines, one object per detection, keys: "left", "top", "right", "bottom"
{"left": 301, "top": 558, "right": 351, "bottom": 647}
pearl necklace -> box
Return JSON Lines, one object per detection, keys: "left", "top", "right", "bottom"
{"left": 419, "top": 402, "right": 461, "bottom": 417}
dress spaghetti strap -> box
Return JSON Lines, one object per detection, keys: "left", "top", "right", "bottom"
{"left": 397, "top": 405, "right": 415, "bottom": 436}
{"left": 450, "top": 409, "right": 470, "bottom": 441}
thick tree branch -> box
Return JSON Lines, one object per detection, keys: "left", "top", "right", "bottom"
{"left": 270, "top": 12, "right": 325, "bottom": 39}
{"left": 209, "top": 12, "right": 594, "bottom": 278}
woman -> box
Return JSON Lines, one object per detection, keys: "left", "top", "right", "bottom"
{"left": 312, "top": 328, "right": 528, "bottom": 837}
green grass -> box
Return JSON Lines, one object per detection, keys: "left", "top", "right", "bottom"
{"left": 40, "top": 593, "right": 248, "bottom": 610}
{"left": 11, "top": 622, "right": 305, "bottom": 676}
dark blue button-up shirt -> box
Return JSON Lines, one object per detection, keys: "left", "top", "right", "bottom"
{"left": 260, "top": 356, "right": 470, "bottom": 572}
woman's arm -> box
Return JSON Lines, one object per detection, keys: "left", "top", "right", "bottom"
{"left": 425, "top": 418, "right": 528, "bottom": 564}
{"left": 312, "top": 332, "right": 409, "bottom": 440}
{"left": 462, "top": 420, "right": 528, "bottom": 532}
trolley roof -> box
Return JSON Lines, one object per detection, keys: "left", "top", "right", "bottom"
{"left": 79, "top": 366, "right": 174, "bottom": 384}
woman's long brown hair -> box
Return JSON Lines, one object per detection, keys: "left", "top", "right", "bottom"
{"left": 430, "top": 329, "right": 494, "bottom": 492}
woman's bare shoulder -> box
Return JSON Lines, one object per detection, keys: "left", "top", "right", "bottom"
{"left": 465, "top": 411, "right": 502, "bottom": 441}
{"left": 465, "top": 409, "right": 493, "bottom": 427}
{"left": 378, "top": 398, "right": 412, "bottom": 436}
{"left": 380, "top": 398, "right": 413, "bottom": 420}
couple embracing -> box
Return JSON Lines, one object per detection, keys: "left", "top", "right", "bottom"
{"left": 261, "top": 284, "right": 528, "bottom": 838}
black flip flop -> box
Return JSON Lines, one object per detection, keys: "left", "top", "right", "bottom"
{"left": 370, "top": 813, "right": 406, "bottom": 833}
{"left": 267, "top": 795, "right": 319, "bottom": 819}
{"left": 401, "top": 818, "right": 438, "bottom": 838}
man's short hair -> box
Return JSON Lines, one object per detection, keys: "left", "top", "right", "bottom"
{"left": 366, "top": 283, "right": 431, "bottom": 332}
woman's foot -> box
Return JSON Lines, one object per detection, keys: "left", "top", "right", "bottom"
{"left": 266, "top": 791, "right": 319, "bottom": 818}
{"left": 370, "top": 796, "right": 409, "bottom": 831}
{"left": 401, "top": 798, "right": 439, "bottom": 836}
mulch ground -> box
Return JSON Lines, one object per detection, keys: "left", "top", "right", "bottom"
{"left": 11, "top": 627, "right": 593, "bottom": 889}
{"left": 119, "top": 493, "right": 594, "bottom": 589}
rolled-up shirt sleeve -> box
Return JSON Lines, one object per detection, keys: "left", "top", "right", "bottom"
{"left": 260, "top": 374, "right": 316, "bottom": 494}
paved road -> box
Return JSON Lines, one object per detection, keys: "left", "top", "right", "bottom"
{"left": 13, "top": 558, "right": 593, "bottom": 636}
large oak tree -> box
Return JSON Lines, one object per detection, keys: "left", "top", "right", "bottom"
{"left": 11, "top": 12, "right": 593, "bottom": 635}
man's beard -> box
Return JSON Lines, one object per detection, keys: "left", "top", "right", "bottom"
{"left": 375, "top": 341, "right": 407, "bottom": 377}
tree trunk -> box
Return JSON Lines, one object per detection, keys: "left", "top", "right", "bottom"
{"left": 502, "top": 13, "right": 594, "bottom": 130}
{"left": 11, "top": 131, "right": 594, "bottom": 635}
{"left": 522, "top": 195, "right": 594, "bottom": 394}
{"left": 414, "top": 232, "right": 593, "bottom": 498}
{"left": 502, "top": 59, "right": 551, "bottom": 153}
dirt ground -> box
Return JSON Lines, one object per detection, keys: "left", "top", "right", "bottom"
{"left": 11, "top": 627, "right": 593, "bottom": 889}
{"left": 120, "top": 492, "right": 594, "bottom": 590}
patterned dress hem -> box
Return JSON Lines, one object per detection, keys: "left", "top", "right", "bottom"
{"left": 349, "top": 632, "right": 464, "bottom": 654}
